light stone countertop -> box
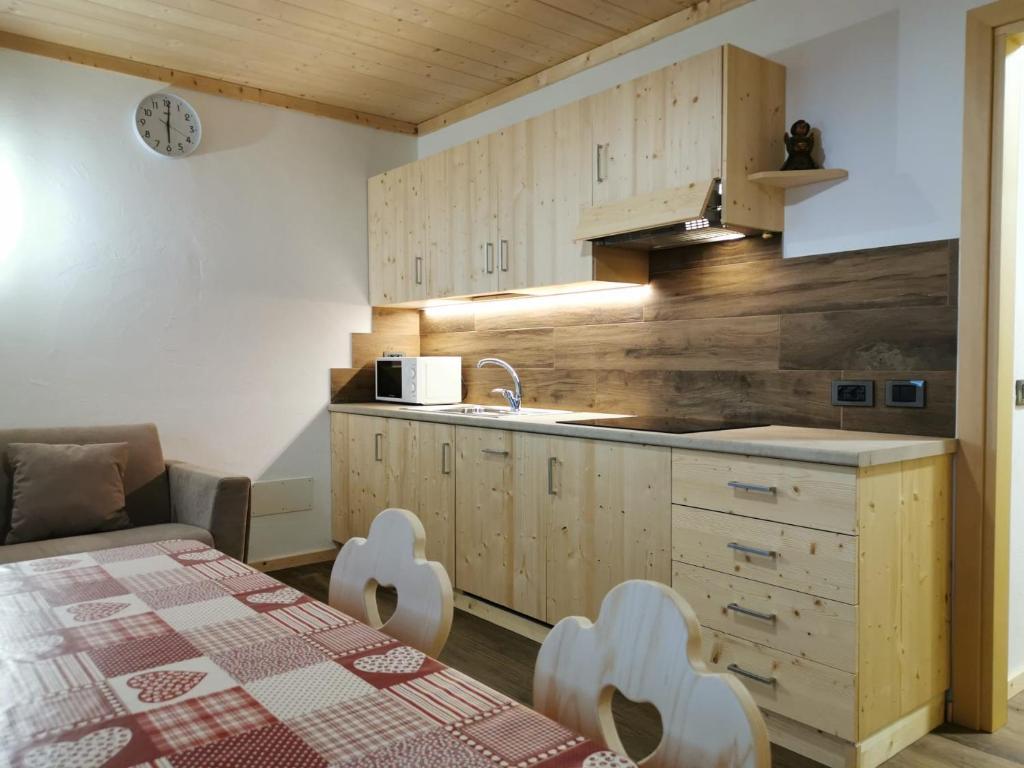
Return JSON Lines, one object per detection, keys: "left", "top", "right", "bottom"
{"left": 327, "top": 403, "right": 957, "bottom": 468}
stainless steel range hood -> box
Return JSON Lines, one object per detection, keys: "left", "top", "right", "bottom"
{"left": 574, "top": 177, "right": 758, "bottom": 251}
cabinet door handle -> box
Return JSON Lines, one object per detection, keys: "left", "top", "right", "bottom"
{"left": 727, "top": 542, "right": 777, "bottom": 559}
{"left": 547, "top": 456, "right": 557, "bottom": 495}
{"left": 727, "top": 663, "right": 777, "bottom": 687}
{"left": 441, "top": 442, "right": 452, "bottom": 475}
{"left": 414, "top": 255, "right": 423, "bottom": 285}
{"left": 499, "top": 240, "right": 509, "bottom": 272}
{"left": 596, "top": 143, "right": 608, "bottom": 183}
{"left": 727, "top": 602, "right": 777, "bottom": 623}
{"left": 485, "top": 242, "right": 495, "bottom": 274}
{"left": 727, "top": 480, "right": 777, "bottom": 495}
{"left": 374, "top": 433, "right": 384, "bottom": 462}
{"left": 481, "top": 447, "right": 508, "bottom": 456}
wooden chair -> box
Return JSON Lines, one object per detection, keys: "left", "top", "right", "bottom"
{"left": 328, "top": 508, "right": 454, "bottom": 657}
{"left": 534, "top": 580, "right": 771, "bottom": 768}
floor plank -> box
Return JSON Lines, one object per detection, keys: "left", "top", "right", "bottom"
{"left": 272, "top": 562, "right": 1024, "bottom": 767}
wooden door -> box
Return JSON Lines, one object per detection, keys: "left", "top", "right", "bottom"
{"left": 633, "top": 48, "right": 722, "bottom": 196}
{"left": 403, "top": 160, "right": 429, "bottom": 303}
{"left": 455, "top": 427, "right": 545, "bottom": 619}
{"left": 469, "top": 135, "right": 500, "bottom": 295}
{"left": 545, "top": 437, "right": 672, "bottom": 623}
{"left": 342, "top": 415, "right": 390, "bottom": 542}
{"left": 589, "top": 82, "right": 636, "bottom": 206}
{"left": 384, "top": 418, "right": 456, "bottom": 575}
{"left": 368, "top": 167, "right": 411, "bottom": 306}
{"left": 491, "top": 121, "right": 533, "bottom": 291}
{"left": 440, "top": 143, "right": 496, "bottom": 298}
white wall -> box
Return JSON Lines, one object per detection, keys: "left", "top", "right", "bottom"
{"left": 0, "top": 50, "right": 416, "bottom": 560}
{"left": 418, "top": 0, "right": 987, "bottom": 258}
{"left": 1011, "top": 43, "right": 1024, "bottom": 687}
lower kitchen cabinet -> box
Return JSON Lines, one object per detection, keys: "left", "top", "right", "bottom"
{"left": 330, "top": 413, "right": 455, "bottom": 575}
{"left": 454, "top": 426, "right": 545, "bottom": 619}
{"left": 544, "top": 435, "right": 671, "bottom": 623}
{"left": 453, "top": 427, "right": 671, "bottom": 624}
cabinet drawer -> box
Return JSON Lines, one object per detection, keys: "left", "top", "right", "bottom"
{"left": 702, "top": 629, "right": 856, "bottom": 741}
{"left": 672, "top": 449, "right": 857, "bottom": 534}
{"left": 672, "top": 506, "right": 857, "bottom": 603}
{"left": 673, "top": 562, "right": 856, "bottom": 673}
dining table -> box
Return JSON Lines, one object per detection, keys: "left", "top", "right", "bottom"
{"left": 0, "top": 539, "right": 636, "bottom": 768}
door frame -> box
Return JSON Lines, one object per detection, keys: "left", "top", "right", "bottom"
{"left": 954, "top": 0, "right": 1024, "bottom": 732}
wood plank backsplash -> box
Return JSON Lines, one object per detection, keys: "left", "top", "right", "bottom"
{"left": 416, "top": 238, "right": 959, "bottom": 437}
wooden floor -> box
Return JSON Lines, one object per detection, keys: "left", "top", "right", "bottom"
{"left": 273, "top": 562, "right": 1024, "bottom": 767}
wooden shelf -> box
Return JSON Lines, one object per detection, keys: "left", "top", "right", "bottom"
{"left": 748, "top": 168, "right": 849, "bottom": 189}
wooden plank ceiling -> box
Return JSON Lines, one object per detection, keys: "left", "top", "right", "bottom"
{"left": 0, "top": 0, "right": 713, "bottom": 133}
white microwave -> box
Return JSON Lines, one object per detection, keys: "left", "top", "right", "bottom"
{"left": 375, "top": 356, "right": 462, "bottom": 405}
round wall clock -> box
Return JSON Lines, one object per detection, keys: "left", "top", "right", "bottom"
{"left": 134, "top": 93, "right": 202, "bottom": 157}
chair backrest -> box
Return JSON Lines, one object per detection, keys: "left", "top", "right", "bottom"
{"left": 534, "top": 580, "right": 770, "bottom": 768}
{"left": 0, "top": 423, "right": 171, "bottom": 542}
{"left": 328, "top": 508, "right": 454, "bottom": 657}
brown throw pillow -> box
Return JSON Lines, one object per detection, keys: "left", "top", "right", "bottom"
{"left": 5, "top": 442, "right": 132, "bottom": 545}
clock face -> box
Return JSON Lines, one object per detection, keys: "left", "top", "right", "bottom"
{"left": 134, "top": 93, "right": 202, "bottom": 157}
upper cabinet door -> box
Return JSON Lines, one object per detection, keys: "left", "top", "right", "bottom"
{"left": 438, "top": 143, "right": 498, "bottom": 299}
{"left": 498, "top": 104, "right": 595, "bottom": 292}
{"left": 634, "top": 47, "right": 723, "bottom": 196}
{"left": 368, "top": 162, "right": 428, "bottom": 306}
{"left": 491, "top": 121, "right": 533, "bottom": 292}
{"left": 590, "top": 82, "right": 636, "bottom": 206}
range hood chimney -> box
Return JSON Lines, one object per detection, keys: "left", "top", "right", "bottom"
{"left": 574, "top": 178, "right": 758, "bottom": 251}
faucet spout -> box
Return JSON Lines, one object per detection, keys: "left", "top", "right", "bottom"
{"left": 476, "top": 358, "right": 523, "bottom": 412}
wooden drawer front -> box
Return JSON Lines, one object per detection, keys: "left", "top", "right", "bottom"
{"left": 672, "top": 506, "right": 858, "bottom": 603}
{"left": 673, "top": 562, "right": 856, "bottom": 673}
{"left": 702, "top": 629, "right": 856, "bottom": 741}
{"left": 672, "top": 449, "right": 857, "bottom": 534}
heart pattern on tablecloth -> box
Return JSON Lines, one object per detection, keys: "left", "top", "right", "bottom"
{"left": 21, "top": 726, "right": 132, "bottom": 768}
{"left": 582, "top": 751, "right": 636, "bottom": 768}
{"left": 67, "top": 601, "right": 128, "bottom": 622}
{"left": 126, "top": 669, "right": 207, "bottom": 703}
{"left": 9, "top": 633, "right": 64, "bottom": 658}
{"left": 245, "top": 587, "right": 303, "bottom": 605}
{"left": 29, "top": 558, "right": 80, "bottom": 572}
{"left": 178, "top": 550, "right": 222, "bottom": 562}
{"left": 353, "top": 646, "right": 426, "bottom": 675}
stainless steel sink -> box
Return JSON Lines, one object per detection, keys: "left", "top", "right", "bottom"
{"left": 432, "top": 405, "right": 510, "bottom": 416}
{"left": 402, "top": 404, "right": 573, "bottom": 418}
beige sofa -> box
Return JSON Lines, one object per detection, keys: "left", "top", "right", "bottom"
{"left": 0, "top": 423, "right": 250, "bottom": 565}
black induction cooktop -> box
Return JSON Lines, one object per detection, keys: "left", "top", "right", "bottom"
{"left": 554, "top": 416, "right": 766, "bottom": 434}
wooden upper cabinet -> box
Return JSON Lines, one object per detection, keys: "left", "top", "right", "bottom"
{"left": 634, "top": 48, "right": 723, "bottom": 197}
{"left": 368, "top": 45, "right": 784, "bottom": 306}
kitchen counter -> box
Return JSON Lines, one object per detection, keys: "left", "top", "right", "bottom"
{"left": 328, "top": 403, "right": 957, "bottom": 467}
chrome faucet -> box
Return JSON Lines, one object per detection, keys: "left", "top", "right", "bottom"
{"left": 476, "top": 358, "right": 522, "bottom": 412}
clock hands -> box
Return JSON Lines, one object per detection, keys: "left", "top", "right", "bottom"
{"left": 165, "top": 103, "right": 171, "bottom": 145}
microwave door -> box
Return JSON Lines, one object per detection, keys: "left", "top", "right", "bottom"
{"left": 377, "top": 360, "right": 403, "bottom": 400}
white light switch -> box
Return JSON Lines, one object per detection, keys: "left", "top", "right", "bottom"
{"left": 251, "top": 477, "right": 314, "bottom": 518}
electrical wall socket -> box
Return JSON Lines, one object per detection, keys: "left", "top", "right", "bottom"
{"left": 1017, "top": 379, "right": 1024, "bottom": 407}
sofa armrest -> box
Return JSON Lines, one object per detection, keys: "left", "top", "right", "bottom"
{"left": 166, "top": 461, "right": 251, "bottom": 561}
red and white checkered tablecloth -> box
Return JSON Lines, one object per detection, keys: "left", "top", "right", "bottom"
{"left": 0, "top": 540, "right": 637, "bottom": 768}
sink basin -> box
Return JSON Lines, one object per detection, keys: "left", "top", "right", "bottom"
{"left": 432, "top": 405, "right": 509, "bottom": 416}
{"left": 402, "top": 404, "right": 573, "bottom": 418}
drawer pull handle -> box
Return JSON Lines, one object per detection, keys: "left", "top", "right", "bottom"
{"left": 728, "top": 663, "right": 777, "bottom": 687}
{"left": 374, "top": 433, "right": 384, "bottom": 462}
{"left": 547, "top": 456, "right": 557, "bottom": 495}
{"left": 727, "top": 603, "right": 777, "bottom": 623}
{"left": 727, "top": 542, "right": 777, "bottom": 559}
{"left": 727, "top": 480, "right": 777, "bottom": 495}
{"left": 441, "top": 442, "right": 452, "bottom": 475}
{"left": 481, "top": 448, "right": 509, "bottom": 456}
